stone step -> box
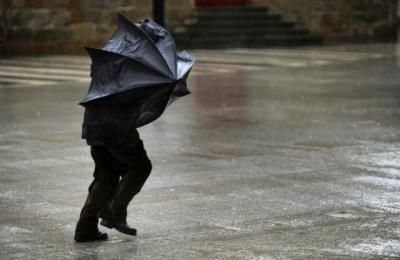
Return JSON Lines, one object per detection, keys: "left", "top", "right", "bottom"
{"left": 177, "top": 34, "right": 321, "bottom": 43}
{"left": 173, "top": 6, "right": 322, "bottom": 49}
{"left": 176, "top": 35, "right": 322, "bottom": 49}
{"left": 176, "top": 27, "right": 308, "bottom": 37}
{"left": 196, "top": 6, "right": 269, "bottom": 14}
{"left": 183, "top": 20, "right": 296, "bottom": 30}
{"left": 195, "top": 13, "right": 282, "bottom": 22}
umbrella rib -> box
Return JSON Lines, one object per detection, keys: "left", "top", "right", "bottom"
{"left": 79, "top": 80, "right": 174, "bottom": 105}
{"left": 139, "top": 19, "right": 178, "bottom": 78}
{"left": 85, "top": 47, "right": 174, "bottom": 81}
{"left": 120, "top": 14, "right": 175, "bottom": 79}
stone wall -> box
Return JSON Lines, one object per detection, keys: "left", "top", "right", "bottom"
{"left": 0, "top": 0, "right": 195, "bottom": 55}
{"left": 250, "top": 0, "right": 398, "bottom": 43}
{"left": 1, "top": 0, "right": 398, "bottom": 55}
{"left": 166, "top": 0, "right": 196, "bottom": 28}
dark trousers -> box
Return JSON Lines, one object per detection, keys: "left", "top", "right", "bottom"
{"left": 76, "top": 140, "right": 152, "bottom": 232}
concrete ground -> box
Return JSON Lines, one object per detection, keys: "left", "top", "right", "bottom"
{"left": 1, "top": 44, "right": 400, "bottom": 259}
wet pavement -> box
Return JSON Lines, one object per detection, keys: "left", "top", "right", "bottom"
{"left": 1, "top": 44, "right": 400, "bottom": 259}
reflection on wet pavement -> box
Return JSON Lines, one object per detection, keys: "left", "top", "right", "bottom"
{"left": 1, "top": 44, "right": 400, "bottom": 258}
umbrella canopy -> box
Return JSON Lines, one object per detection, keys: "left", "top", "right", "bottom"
{"left": 80, "top": 13, "right": 195, "bottom": 127}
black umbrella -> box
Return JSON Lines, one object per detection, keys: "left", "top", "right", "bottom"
{"left": 79, "top": 13, "right": 195, "bottom": 127}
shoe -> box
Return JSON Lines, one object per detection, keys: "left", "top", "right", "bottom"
{"left": 100, "top": 218, "right": 137, "bottom": 236}
{"left": 74, "top": 231, "right": 108, "bottom": 243}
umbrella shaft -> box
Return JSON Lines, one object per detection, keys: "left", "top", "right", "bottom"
{"left": 153, "top": 0, "right": 165, "bottom": 27}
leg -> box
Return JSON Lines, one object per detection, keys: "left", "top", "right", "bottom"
{"left": 100, "top": 140, "right": 152, "bottom": 235}
{"left": 75, "top": 146, "right": 123, "bottom": 242}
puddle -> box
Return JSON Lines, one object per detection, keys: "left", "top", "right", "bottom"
{"left": 350, "top": 239, "right": 400, "bottom": 257}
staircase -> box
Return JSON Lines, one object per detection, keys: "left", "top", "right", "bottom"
{"left": 173, "top": 6, "right": 322, "bottom": 49}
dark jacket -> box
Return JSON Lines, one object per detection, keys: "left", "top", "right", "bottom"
{"left": 82, "top": 99, "right": 140, "bottom": 148}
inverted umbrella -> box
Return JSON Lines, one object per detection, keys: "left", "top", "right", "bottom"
{"left": 80, "top": 13, "right": 195, "bottom": 127}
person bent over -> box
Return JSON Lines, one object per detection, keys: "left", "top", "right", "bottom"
{"left": 74, "top": 105, "right": 152, "bottom": 242}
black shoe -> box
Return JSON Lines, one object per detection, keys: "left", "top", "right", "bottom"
{"left": 74, "top": 231, "right": 108, "bottom": 243}
{"left": 100, "top": 218, "right": 137, "bottom": 236}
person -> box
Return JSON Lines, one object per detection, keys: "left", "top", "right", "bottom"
{"left": 74, "top": 96, "right": 152, "bottom": 243}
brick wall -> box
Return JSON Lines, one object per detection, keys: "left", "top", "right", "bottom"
{"left": 250, "top": 0, "right": 398, "bottom": 43}
{"left": 0, "top": 0, "right": 195, "bottom": 55}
